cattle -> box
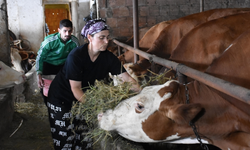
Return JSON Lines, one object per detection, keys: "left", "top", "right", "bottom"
{"left": 129, "top": 11, "right": 250, "bottom": 83}
{"left": 108, "top": 26, "right": 152, "bottom": 56}
{"left": 10, "top": 40, "right": 35, "bottom": 74}
{"left": 0, "top": 61, "right": 26, "bottom": 90}
{"left": 11, "top": 47, "right": 25, "bottom": 74}
{"left": 118, "top": 20, "right": 173, "bottom": 64}
{"left": 127, "top": 8, "right": 250, "bottom": 78}
{"left": 169, "top": 12, "right": 250, "bottom": 72}
{"left": 98, "top": 28, "right": 250, "bottom": 150}
{"left": 108, "top": 26, "right": 151, "bottom": 56}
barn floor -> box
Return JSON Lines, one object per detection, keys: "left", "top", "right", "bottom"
{"left": 0, "top": 92, "right": 221, "bottom": 150}
{"left": 0, "top": 93, "right": 54, "bottom": 150}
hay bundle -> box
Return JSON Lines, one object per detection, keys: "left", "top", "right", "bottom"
{"left": 70, "top": 80, "right": 137, "bottom": 144}
{"left": 70, "top": 70, "right": 171, "bottom": 145}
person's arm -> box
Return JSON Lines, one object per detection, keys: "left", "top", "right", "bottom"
{"left": 37, "top": 74, "right": 43, "bottom": 88}
{"left": 69, "top": 80, "right": 86, "bottom": 103}
{"left": 36, "top": 40, "right": 51, "bottom": 88}
{"left": 117, "top": 72, "right": 141, "bottom": 92}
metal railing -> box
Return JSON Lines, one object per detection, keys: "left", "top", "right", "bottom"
{"left": 113, "top": 39, "right": 250, "bottom": 115}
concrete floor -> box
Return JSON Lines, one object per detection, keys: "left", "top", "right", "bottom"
{"left": 0, "top": 94, "right": 53, "bottom": 150}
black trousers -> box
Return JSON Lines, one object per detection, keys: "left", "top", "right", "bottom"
{"left": 47, "top": 99, "right": 92, "bottom": 150}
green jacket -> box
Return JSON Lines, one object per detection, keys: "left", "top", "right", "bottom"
{"left": 36, "top": 32, "right": 80, "bottom": 75}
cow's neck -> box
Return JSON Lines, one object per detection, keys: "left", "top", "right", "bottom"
{"left": 184, "top": 81, "right": 250, "bottom": 148}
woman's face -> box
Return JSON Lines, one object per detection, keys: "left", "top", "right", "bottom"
{"left": 89, "top": 30, "right": 110, "bottom": 51}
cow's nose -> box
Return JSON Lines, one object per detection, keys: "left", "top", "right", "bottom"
{"left": 98, "top": 113, "right": 103, "bottom": 121}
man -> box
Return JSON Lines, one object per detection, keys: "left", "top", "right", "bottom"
{"left": 36, "top": 19, "right": 80, "bottom": 104}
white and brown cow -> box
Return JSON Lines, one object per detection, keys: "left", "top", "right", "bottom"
{"left": 0, "top": 61, "right": 25, "bottom": 90}
{"left": 98, "top": 29, "right": 250, "bottom": 149}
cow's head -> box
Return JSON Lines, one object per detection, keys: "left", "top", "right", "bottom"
{"left": 98, "top": 80, "right": 203, "bottom": 142}
{"left": 0, "top": 61, "right": 25, "bottom": 90}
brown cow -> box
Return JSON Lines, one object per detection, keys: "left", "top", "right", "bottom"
{"left": 170, "top": 12, "right": 250, "bottom": 72}
{"left": 118, "top": 20, "right": 173, "bottom": 64}
{"left": 107, "top": 26, "right": 151, "bottom": 56}
{"left": 98, "top": 28, "right": 250, "bottom": 150}
{"left": 129, "top": 11, "right": 250, "bottom": 83}
{"left": 128, "top": 8, "right": 250, "bottom": 78}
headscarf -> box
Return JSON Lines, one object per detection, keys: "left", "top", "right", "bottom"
{"left": 81, "top": 18, "right": 109, "bottom": 38}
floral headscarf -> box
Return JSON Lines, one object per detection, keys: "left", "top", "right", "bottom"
{"left": 81, "top": 18, "right": 109, "bottom": 38}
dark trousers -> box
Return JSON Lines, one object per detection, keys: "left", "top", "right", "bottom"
{"left": 47, "top": 99, "right": 92, "bottom": 150}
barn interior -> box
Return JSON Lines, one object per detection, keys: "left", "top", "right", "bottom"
{"left": 1, "top": 0, "right": 250, "bottom": 149}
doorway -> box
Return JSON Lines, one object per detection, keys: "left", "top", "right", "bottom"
{"left": 44, "top": 4, "right": 71, "bottom": 35}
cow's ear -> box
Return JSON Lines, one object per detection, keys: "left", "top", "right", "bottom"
{"left": 158, "top": 81, "right": 179, "bottom": 98}
{"left": 168, "top": 103, "right": 203, "bottom": 125}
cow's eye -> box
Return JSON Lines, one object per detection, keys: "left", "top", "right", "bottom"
{"left": 0, "top": 67, "right": 1, "bottom": 70}
{"left": 135, "top": 102, "right": 145, "bottom": 113}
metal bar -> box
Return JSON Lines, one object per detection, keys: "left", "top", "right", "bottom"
{"left": 133, "top": 0, "right": 139, "bottom": 63}
{"left": 113, "top": 39, "right": 250, "bottom": 104}
{"left": 177, "top": 71, "right": 187, "bottom": 84}
{"left": 114, "top": 39, "right": 178, "bottom": 69}
{"left": 176, "top": 64, "right": 250, "bottom": 102}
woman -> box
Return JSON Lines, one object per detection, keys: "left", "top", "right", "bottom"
{"left": 47, "top": 18, "right": 139, "bottom": 150}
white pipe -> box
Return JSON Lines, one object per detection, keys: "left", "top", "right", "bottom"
{"left": 71, "top": 0, "right": 79, "bottom": 39}
{"left": 200, "top": 0, "right": 204, "bottom": 12}
{"left": 96, "top": 0, "right": 99, "bottom": 18}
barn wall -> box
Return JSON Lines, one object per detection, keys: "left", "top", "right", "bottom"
{"left": 98, "top": 0, "right": 250, "bottom": 41}
{"left": 7, "top": 0, "right": 44, "bottom": 53}
{"left": 0, "top": 0, "right": 15, "bottom": 136}
{"left": 78, "top": 0, "right": 90, "bottom": 44}
{"left": 0, "top": 0, "right": 10, "bottom": 65}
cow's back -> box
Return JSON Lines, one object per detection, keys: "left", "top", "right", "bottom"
{"left": 170, "top": 12, "right": 250, "bottom": 72}
{"left": 139, "top": 20, "right": 173, "bottom": 50}
{"left": 130, "top": 8, "right": 250, "bottom": 78}
{"left": 148, "top": 8, "right": 250, "bottom": 59}
{"left": 118, "top": 20, "right": 173, "bottom": 64}
{"left": 206, "top": 28, "right": 250, "bottom": 90}
{"left": 127, "top": 8, "right": 250, "bottom": 81}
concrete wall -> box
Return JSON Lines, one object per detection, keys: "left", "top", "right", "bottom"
{"left": 0, "top": 0, "right": 11, "bottom": 65}
{"left": 7, "top": 0, "right": 44, "bottom": 53}
{"left": 78, "top": 0, "right": 90, "bottom": 44}
{"left": 98, "top": 0, "right": 250, "bottom": 41}
{"left": 7, "top": 0, "right": 91, "bottom": 52}
{"left": 0, "top": 0, "right": 15, "bottom": 136}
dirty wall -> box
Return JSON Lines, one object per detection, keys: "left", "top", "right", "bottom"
{"left": 99, "top": 0, "right": 250, "bottom": 41}
{"left": 0, "top": 0, "right": 15, "bottom": 136}
{"left": 7, "top": 0, "right": 44, "bottom": 53}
